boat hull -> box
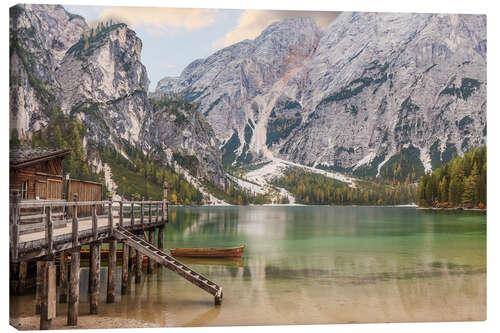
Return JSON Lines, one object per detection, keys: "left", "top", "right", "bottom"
{"left": 170, "top": 246, "right": 245, "bottom": 258}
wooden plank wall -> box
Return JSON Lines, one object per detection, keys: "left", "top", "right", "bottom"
{"left": 67, "top": 180, "right": 103, "bottom": 217}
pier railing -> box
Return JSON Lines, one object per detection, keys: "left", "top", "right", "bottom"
{"left": 9, "top": 190, "right": 169, "bottom": 262}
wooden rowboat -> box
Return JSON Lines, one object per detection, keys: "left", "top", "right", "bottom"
{"left": 170, "top": 246, "right": 245, "bottom": 258}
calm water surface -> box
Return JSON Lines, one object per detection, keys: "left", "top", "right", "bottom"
{"left": 11, "top": 206, "right": 486, "bottom": 327}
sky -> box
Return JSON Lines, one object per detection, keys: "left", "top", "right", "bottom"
{"left": 63, "top": 5, "right": 340, "bottom": 91}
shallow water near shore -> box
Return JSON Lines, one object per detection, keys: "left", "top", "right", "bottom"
{"left": 10, "top": 206, "right": 486, "bottom": 328}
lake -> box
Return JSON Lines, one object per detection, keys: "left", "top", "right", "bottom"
{"left": 10, "top": 206, "right": 486, "bottom": 327}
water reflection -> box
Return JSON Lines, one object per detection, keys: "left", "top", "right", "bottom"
{"left": 10, "top": 206, "right": 486, "bottom": 327}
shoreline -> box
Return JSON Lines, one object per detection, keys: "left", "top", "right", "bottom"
{"left": 171, "top": 203, "right": 419, "bottom": 208}
{"left": 10, "top": 315, "right": 161, "bottom": 330}
{"left": 417, "top": 207, "right": 487, "bottom": 212}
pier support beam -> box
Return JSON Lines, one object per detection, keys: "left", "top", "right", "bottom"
{"left": 122, "top": 243, "right": 129, "bottom": 294}
{"left": 135, "top": 248, "right": 142, "bottom": 284}
{"left": 39, "top": 260, "right": 56, "bottom": 330}
{"left": 107, "top": 239, "right": 117, "bottom": 303}
{"left": 89, "top": 242, "right": 101, "bottom": 314}
{"left": 59, "top": 251, "right": 68, "bottom": 303}
{"left": 35, "top": 261, "right": 43, "bottom": 314}
{"left": 18, "top": 261, "right": 28, "bottom": 295}
{"left": 147, "top": 230, "right": 155, "bottom": 274}
{"left": 158, "top": 225, "right": 164, "bottom": 252}
{"left": 128, "top": 246, "right": 133, "bottom": 271}
{"left": 67, "top": 247, "right": 80, "bottom": 326}
{"left": 88, "top": 247, "right": 92, "bottom": 294}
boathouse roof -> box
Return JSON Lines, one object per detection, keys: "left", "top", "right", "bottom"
{"left": 10, "top": 146, "right": 71, "bottom": 169}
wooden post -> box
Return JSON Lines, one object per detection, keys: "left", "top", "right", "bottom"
{"left": 35, "top": 261, "right": 43, "bottom": 314}
{"left": 158, "top": 225, "right": 165, "bottom": 252}
{"left": 148, "top": 201, "right": 152, "bottom": 224}
{"left": 45, "top": 205, "right": 53, "bottom": 256}
{"left": 107, "top": 238, "right": 116, "bottom": 303}
{"left": 156, "top": 203, "right": 160, "bottom": 223}
{"left": 40, "top": 261, "right": 56, "bottom": 330}
{"left": 108, "top": 195, "right": 114, "bottom": 232}
{"left": 135, "top": 245, "right": 142, "bottom": 284}
{"left": 18, "top": 261, "right": 28, "bottom": 295}
{"left": 59, "top": 251, "right": 68, "bottom": 303}
{"left": 119, "top": 200, "right": 124, "bottom": 227}
{"left": 121, "top": 243, "right": 129, "bottom": 294}
{"left": 72, "top": 193, "right": 78, "bottom": 247}
{"left": 161, "top": 201, "right": 165, "bottom": 223}
{"left": 129, "top": 246, "right": 134, "bottom": 271}
{"left": 140, "top": 198, "right": 144, "bottom": 227}
{"left": 88, "top": 251, "right": 92, "bottom": 294}
{"left": 67, "top": 246, "right": 80, "bottom": 326}
{"left": 163, "top": 181, "right": 168, "bottom": 223}
{"left": 10, "top": 189, "right": 20, "bottom": 261}
{"left": 130, "top": 202, "right": 135, "bottom": 226}
{"left": 147, "top": 229, "right": 154, "bottom": 274}
{"left": 10, "top": 261, "right": 19, "bottom": 295}
{"left": 89, "top": 242, "right": 101, "bottom": 314}
{"left": 92, "top": 204, "right": 98, "bottom": 241}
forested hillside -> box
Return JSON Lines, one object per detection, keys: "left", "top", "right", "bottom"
{"left": 23, "top": 110, "right": 204, "bottom": 204}
{"left": 272, "top": 168, "right": 417, "bottom": 205}
{"left": 417, "top": 146, "right": 486, "bottom": 208}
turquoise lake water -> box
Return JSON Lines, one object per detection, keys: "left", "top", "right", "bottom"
{"left": 10, "top": 206, "right": 486, "bottom": 327}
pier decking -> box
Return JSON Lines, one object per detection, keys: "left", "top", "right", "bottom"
{"left": 9, "top": 188, "right": 222, "bottom": 330}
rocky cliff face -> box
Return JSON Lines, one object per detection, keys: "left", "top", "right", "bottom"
{"left": 142, "top": 98, "right": 226, "bottom": 186}
{"left": 10, "top": 4, "right": 87, "bottom": 138}
{"left": 56, "top": 22, "right": 150, "bottom": 146}
{"left": 279, "top": 12, "right": 486, "bottom": 176}
{"left": 10, "top": 4, "right": 227, "bottom": 189}
{"left": 156, "top": 17, "right": 323, "bottom": 164}
{"left": 157, "top": 12, "right": 486, "bottom": 177}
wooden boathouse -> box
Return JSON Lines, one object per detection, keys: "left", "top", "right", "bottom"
{"left": 9, "top": 147, "right": 222, "bottom": 330}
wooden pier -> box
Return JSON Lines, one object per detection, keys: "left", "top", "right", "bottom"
{"left": 10, "top": 186, "right": 222, "bottom": 330}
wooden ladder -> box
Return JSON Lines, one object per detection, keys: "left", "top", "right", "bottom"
{"left": 113, "top": 226, "right": 223, "bottom": 305}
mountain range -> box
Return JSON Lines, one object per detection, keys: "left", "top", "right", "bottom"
{"left": 10, "top": 4, "right": 487, "bottom": 203}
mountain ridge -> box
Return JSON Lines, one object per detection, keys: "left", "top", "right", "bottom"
{"left": 157, "top": 12, "right": 487, "bottom": 180}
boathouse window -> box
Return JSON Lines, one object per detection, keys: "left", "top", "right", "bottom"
{"left": 21, "top": 180, "right": 28, "bottom": 200}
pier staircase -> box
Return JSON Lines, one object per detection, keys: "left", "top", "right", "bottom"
{"left": 113, "top": 226, "right": 223, "bottom": 305}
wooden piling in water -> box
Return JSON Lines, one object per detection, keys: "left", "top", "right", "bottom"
{"left": 135, "top": 246, "right": 142, "bottom": 284}
{"left": 18, "top": 261, "right": 28, "bottom": 295}
{"left": 35, "top": 261, "right": 42, "bottom": 314}
{"left": 122, "top": 243, "right": 129, "bottom": 294}
{"left": 59, "top": 251, "right": 68, "bottom": 303}
{"left": 147, "top": 229, "right": 154, "bottom": 274}
{"left": 129, "top": 246, "right": 134, "bottom": 271}
{"left": 107, "top": 239, "right": 117, "bottom": 303}
{"left": 89, "top": 242, "right": 101, "bottom": 314}
{"left": 88, "top": 249, "right": 92, "bottom": 293}
{"left": 158, "top": 225, "right": 165, "bottom": 252}
{"left": 39, "top": 260, "right": 56, "bottom": 330}
{"left": 67, "top": 247, "right": 80, "bottom": 326}
{"left": 67, "top": 193, "right": 80, "bottom": 325}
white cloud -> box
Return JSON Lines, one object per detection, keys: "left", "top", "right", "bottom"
{"left": 95, "top": 6, "right": 219, "bottom": 33}
{"left": 213, "top": 10, "right": 340, "bottom": 48}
